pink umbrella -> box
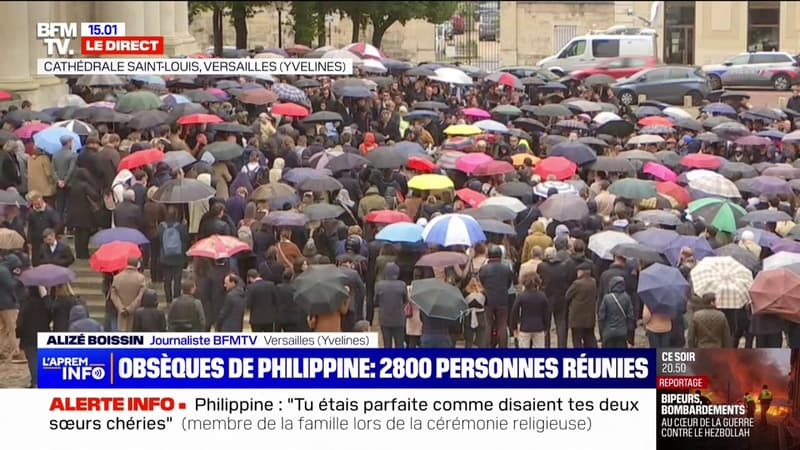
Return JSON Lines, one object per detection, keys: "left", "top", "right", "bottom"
{"left": 205, "top": 88, "right": 229, "bottom": 101}
{"left": 463, "top": 107, "right": 491, "bottom": 119}
{"left": 455, "top": 153, "right": 493, "bottom": 174}
{"left": 14, "top": 123, "right": 49, "bottom": 139}
{"left": 643, "top": 161, "right": 678, "bottom": 183}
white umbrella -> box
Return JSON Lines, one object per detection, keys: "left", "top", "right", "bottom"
{"left": 627, "top": 134, "right": 664, "bottom": 146}
{"left": 764, "top": 251, "right": 800, "bottom": 271}
{"left": 429, "top": 67, "right": 473, "bottom": 85}
{"left": 593, "top": 111, "right": 621, "bottom": 124}
{"left": 589, "top": 231, "right": 637, "bottom": 260}
{"left": 782, "top": 130, "right": 800, "bottom": 143}
{"left": 533, "top": 180, "right": 577, "bottom": 198}
{"left": 321, "top": 49, "right": 363, "bottom": 64}
{"left": 662, "top": 107, "right": 692, "bottom": 119}
{"left": 479, "top": 196, "right": 526, "bottom": 213}
{"left": 56, "top": 94, "right": 87, "bottom": 108}
{"left": 473, "top": 119, "right": 508, "bottom": 134}
{"left": 362, "top": 59, "right": 387, "bottom": 73}
{"left": 684, "top": 169, "right": 721, "bottom": 183}
{"left": 690, "top": 256, "right": 753, "bottom": 309}
{"left": 688, "top": 176, "right": 741, "bottom": 199}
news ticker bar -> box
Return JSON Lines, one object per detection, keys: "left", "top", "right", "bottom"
{"left": 37, "top": 58, "right": 354, "bottom": 75}
{"left": 39, "top": 333, "right": 379, "bottom": 348}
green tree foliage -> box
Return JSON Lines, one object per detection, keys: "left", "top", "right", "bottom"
{"left": 189, "top": 1, "right": 270, "bottom": 52}
{"left": 364, "top": 2, "right": 457, "bottom": 48}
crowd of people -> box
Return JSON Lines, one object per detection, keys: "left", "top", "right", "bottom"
{"left": 1, "top": 47, "right": 800, "bottom": 388}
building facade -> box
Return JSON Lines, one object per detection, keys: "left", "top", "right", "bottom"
{"left": 1, "top": 1, "right": 197, "bottom": 106}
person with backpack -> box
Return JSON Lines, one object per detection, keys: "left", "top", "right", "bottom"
{"left": 598, "top": 276, "right": 634, "bottom": 348}
{"left": 158, "top": 206, "right": 189, "bottom": 304}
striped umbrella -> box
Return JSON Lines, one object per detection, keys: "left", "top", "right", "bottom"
{"left": 271, "top": 83, "right": 308, "bottom": 104}
{"left": 422, "top": 214, "right": 486, "bottom": 247}
{"left": 690, "top": 256, "right": 753, "bottom": 309}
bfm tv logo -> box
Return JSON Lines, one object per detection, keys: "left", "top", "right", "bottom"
{"left": 41, "top": 356, "right": 107, "bottom": 381}
{"left": 37, "top": 22, "right": 164, "bottom": 56}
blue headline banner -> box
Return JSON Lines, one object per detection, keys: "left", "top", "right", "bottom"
{"left": 38, "top": 349, "right": 656, "bottom": 389}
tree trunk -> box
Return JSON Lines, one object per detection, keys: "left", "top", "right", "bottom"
{"left": 292, "top": 2, "right": 315, "bottom": 46}
{"left": 315, "top": 3, "right": 327, "bottom": 48}
{"left": 212, "top": 6, "right": 223, "bottom": 57}
{"left": 371, "top": 18, "right": 393, "bottom": 49}
{"left": 231, "top": 3, "right": 248, "bottom": 50}
{"left": 351, "top": 14, "right": 361, "bottom": 43}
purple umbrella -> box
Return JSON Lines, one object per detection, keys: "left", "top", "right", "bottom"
{"left": 262, "top": 211, "right": 309, "bottom": 227}
{"left": 738, "top": 176, "right": 792, "bottom": 197}
{"left": 90, "top": 227, "right": 150, "bottom": 246}
{"left": 771, "top": 239, "right": 800, "bottom": 254}
{"left": 664, "top": 236, "right": 715, "bottom": 266}
{"left": 632, "top": 228, "right": 679, "bottom": 252}
{"left": 19, "top": 264, "right": 76, "bottom": 287}
{"left": 283, "top": 168, "right": 332, "bottom": 184}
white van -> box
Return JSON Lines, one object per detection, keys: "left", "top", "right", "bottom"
{"left": 538, "top": 28, "right": 657, "bottom": 76}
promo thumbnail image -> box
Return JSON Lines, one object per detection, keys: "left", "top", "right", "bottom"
{"left": 657, "top": 349, "right": 800, "bottom": 450}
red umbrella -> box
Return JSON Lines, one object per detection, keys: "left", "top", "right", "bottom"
{"left": 118, "top": 148, "right": 164, "bottom": 171}
{"left": 14, "top": 123, "right": 49, "bottom": 139}
{"left": 656, "top": 181, "right": 691, "bottom": 206}
{"left": 89, "top": 241, "right": 142, "bottom": 273}
{"left": 455, "top": 188, "right": 487, "bottom": 208}
{"left": 271, "top": 102, "right": 309, "bottom": 118}
{"left": 187, "top": 235, "right": 250, "bottom": 259}
{"left": 0, "top": 90, "right": 13, "bottom": 101}
{"left": 407, "top": 156, "right": 436, "bottom": 172}
{"left": 188, "top": 53, "right": 212, "bottom": 59}
{"left": 238, "top": 88, "right": 278, "bottom": 105}
{"left": 176, "top": 113, "right": 223, "bottom": 125}
{"left": 638, "top": 116, "right": 672, "bottom": 127}
{"left": 364, "top": 210, "right": 412, "bottom": 224}
{"left": 473, "top": 160, "right": 515, "bottom": 176}
{"left": 680, "top": 153, "right": 723, "bottom": 169}
{"left": 285, "top": 44, "right": 312, "bottom": 55}
{"left": 534, "top": 156, "right": 577, "bottom": 181}
{"left": 497, "top": 73, "right": 519, "bottom": 89}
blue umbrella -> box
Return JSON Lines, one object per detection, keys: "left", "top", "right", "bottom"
{"left": 131, "top": 75, "right": 166, "bottom": 87}
{"left": 541, "top": 82, "right": 567, "bottom": 91}
{"left": 283, "top": 168, "right": 331, "bottom": 184}
{"left": 632, "top": 228, "right": 679, "bottom": 252}
{"left": 271, "top": 83, "right": 308, "bottom": 104}
{"left": 163, "top": 150, "right": 196, "bottom": 169}
{"left": 19, "top": 264, "right": 76, "bottom": 288}
{"left": 663, "top": 236, "right": 715, "bottom": 266}
{"left": 33, "top": 127, "right": 82, "bottom": 154}
{"left": 405, "top": 110, "right": 439, "bottom": 120}
{"left": 637, "top": 263, "right": 689, "bottom": 315}
{"left": 549, "top": 142, "right": 597, "bottom": 166}
{"left": 422, "top": 213, "right": 486, "bottom": 247}
{"left": 635, "top": 106, "right": 663, "bottom": 118}
{"left": 394, "top": 141, "right": 428, "bottom": 159}
{"left": 702, "top": 102, "right": 736, "bottom": 116}
{"left": 756, "top": 129, "right": 785, "bottom": 140}
{"left": 376, "top": 223, "right": 424, "bottom": 244}
{"left": 339, "top": 86, "right": 372, "bottom": 98}
{"left": 474, "top": 119, "right": 508, "bottom": 134}
{"left": 90, "top": 227, "right": 150, "bottom": 246}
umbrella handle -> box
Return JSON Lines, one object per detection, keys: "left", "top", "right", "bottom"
{"left": 66, "top": 282, "right": 75, "bottom": 296}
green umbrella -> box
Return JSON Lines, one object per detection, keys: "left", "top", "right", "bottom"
{"left": 204, "top": 141, "right": 244, "bottom": 161}
{"left": 115, "top": 91, "right": 163, "bottom": 113}
{"left": 491, "top": 104, "right": 522, "bottom": 116}
{"left": 608, "top": 178, "right": 657, "bottom": 200}
{"left": 687, "top": 197, "right": 747, "bottom": 234}
{"left": 410, "top": 279, "right": 468, "bottom": 320}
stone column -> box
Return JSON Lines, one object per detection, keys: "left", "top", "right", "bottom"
{"left": 166, "top": 1, "right": 199, "bottom": 55}
{"left": 144, "top": 3, "right": 161, "bottom": 36}
{"left": 0, "top": 2, "right": 38, "bottom": 93}
{"left": 96, "top": 2, "right": 145, "bottom": 36}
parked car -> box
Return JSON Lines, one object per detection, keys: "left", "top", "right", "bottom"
{"left": 568, "top": 56, "right": 659, "bottom": 80}
{"left": 702, "top": 51, "right": 800, "bottom": 90}
{"left": 611, "top": 66, "right": 709, "bottom": 106}
{"left": 538, "top": 33, "right": 656, "bottom": 76}
{"left": 498, "top": 66, "right": 559, "bottom": 82}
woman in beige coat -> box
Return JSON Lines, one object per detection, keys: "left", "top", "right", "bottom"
{"left": 212, "top": 162, "right": 232, "bottom": 200}
{"left": 27, "top": 148, "right": 55, "bottom": 199}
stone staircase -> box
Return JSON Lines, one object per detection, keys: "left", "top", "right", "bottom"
{"left": 70, "top": 258, "right": 110, "bottom": 320}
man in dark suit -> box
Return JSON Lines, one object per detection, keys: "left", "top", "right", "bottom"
{"left": 39, "top": 228, "right": 74, "bottom": 268}
{"left": 245, "top": 269, "right": 278, "bottom": 332}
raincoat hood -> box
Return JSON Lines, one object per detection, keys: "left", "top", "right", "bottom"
{"left": 141, "top": 289, "right": 158, "bottom": 308}
{"left": 68, "top": 304, "right": 90, "bottom": 324}
{"left": 384, "top": 262, "right": 400, "bottom": 281}
{"left": 608, "top": 276, "right": 626, "bottom": 294}
{"left": 365, "top": 185, "right": 380, "bottom": 196}
{"left": 530, "top": 221, "right": 545, "bottom": 234}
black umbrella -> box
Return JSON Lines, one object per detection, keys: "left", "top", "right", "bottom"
{"left": 520, "top": 105, "right": 540, "bottom": 115}
{"left": 477, "top": 219, "right": 516, "bottom": 235}
{"left": 165, "top": 103, "right": 208, "bottom": 122}
{"left": 674, "top": 117, "right": 703, "bottom": 132}
{"left": 512, "top": 117, "right": 546, "bottom": 132}
{"left": 216, "top": 80, "right": 241, "bottom": 90}
{"left": 520, "top": 77, "right": 545, "bottom": 86}
{"left": 636, "top": 105, "right": 666, "bottom": 117}
{"left": 536, "top": 104, "right": 572, "bottom": 118}
{"left": 540, "top": 193, "right": 589, "bottom": 221}
{"left": 720, "top": 91, "right": 750, "bottom": 101}
{"left": 298, "top": 176, "right": 343, "bottom": 192}
{"left": 549, "top": 142, "right": 597, "bottom": 166}
{"left": 740, "top": 209, "right": 793, "bottom": 224}
{"left": 497, "top": 181, "right": 533, "bottom": 198}
{"left": 293, "top": 265, "right": 350, "bottom": 315}
{"left": 325, "top": 153, "right": 369, "bottom": 173}
{"left": 578, "top": 136, "right": 608, "bottom": 148}
{"left": 365, "top": 146, "right": 405, "bottom": 169}
{"left": 654, "top": 151, "right": 681, "bottom": 169}
{"left": 406, "top": 67, "right": 436, "bottom": 77}
{"left": 714, "top": 243, "right": 761, "bottom": 273}
{"left": 204, "top": 142, "right": 244, "bottom": 161}
{"left": 414, "top": 101, "right": 448, "bottom": 111}
{"left": 303, "top": 203, "right": 345, "bottom": 221}
{"left": 461, "top": 206, "right": 517, "bottom": 222}
{"left": 128, "top": 110, "right": 169, "bottom": 130}
{"left": 589, "top": 156, "right": 636, "bottom": 175}
{"left": 168, "top": 77, "right": 199, "bottom": 89}
{"left": 293, "top": 78, "right": 321, "bottom": 89}
{"left": 712, "top": 122, "right": 750, "bottom": 141}
{"left": 611, "top": 243, "right": 666, "bottom": 265}
{"left": 749, "top": 107, "right": 783, "bottom": 121}
{"left": 182, "top": 89, "right": 219, "bottom": 103}
{"left": 695, "top": 132, "right": 721, "bottom": 144}
{"left": 302, "top": 111, "right": 344, "bottom": 124}
{"left": 210, "top": 122, "right": 252, "bottom": 134}
{"left": 410, "top": 279, "right": 468, "bottom": 320}
{"left": 0, "top": 190, "right": 26, "bottom": 206}
{"left": 152, "top": 179, "right": 216, "bottom": 204}
{"left": 583, "top": 74, "right": 616, "bottom": 87}
{"left": 262, "top": 211, "right": 309, "bottom": 227}
{"left": 596, "top": 120, "right": 634, "bottom": 138}
{"left": 719, "top": 162, "right": 758, "bottom": 179}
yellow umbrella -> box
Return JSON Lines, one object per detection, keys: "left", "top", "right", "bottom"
{"left": 443, "top": 124, "right": 482, "bottom": 136}
{"left": 408, "top": 174, "right": 454, "bottom": 191}
{"left": 511, "top": 153, "right": 540, "bottom": 167}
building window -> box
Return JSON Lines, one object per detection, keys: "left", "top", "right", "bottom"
{"left": 748, "top": 1, "right": 780, "bottom": 52}
{"left": 663, "top": 1, "right": 695, "bottom": 65}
